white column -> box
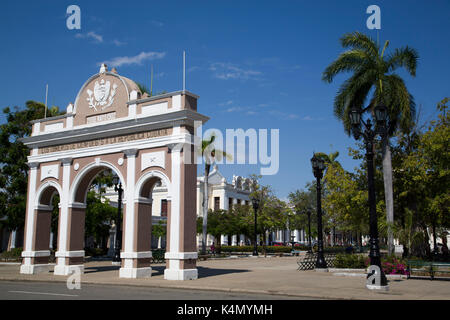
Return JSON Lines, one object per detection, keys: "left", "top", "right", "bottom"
{"left": 120, "top": 149, "right": 151, "bottom": 278}
{"left": 55, "top": 158, "right": 85, "bottom": 276}
{"left": 220, "top": 235, "right": 227, "bottom": 246}
{"left": 10, "top": 230, "right": 17, "bottom": 249}
{"left": 232, "top": 235, "right": 237, "bottom": 246}
{"left": 21, "top": 162, "right": 50, "bottom": 274}
{"left": 164, "top": 144, "right": 197, "bottom": 280}
{"left": 294, "top": 230, "right": 300, "bottom": 242}
{"left": 49, "top": 232, "right": 54, "bottom": 250}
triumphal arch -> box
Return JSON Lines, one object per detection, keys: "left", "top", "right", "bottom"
{"left": 19, "top": 64, "right": 208, "bottom": 280}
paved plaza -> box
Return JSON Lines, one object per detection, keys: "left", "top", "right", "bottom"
{"left": 1, "top": 256, "right": 449, "bottom": 300}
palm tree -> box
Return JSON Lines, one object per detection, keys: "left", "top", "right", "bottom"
{"left": 322, "top": 32, "right": 418, "bottom": 255}
{"left": 199, "top": 134, "right": 230, "bottom": 255}
{"left": 315, "top": 151, "right": 341, "bottom": 169}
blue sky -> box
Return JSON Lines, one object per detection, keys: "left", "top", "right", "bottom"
{"left": 1, "top": 1, "right": 449, "bottom": 199}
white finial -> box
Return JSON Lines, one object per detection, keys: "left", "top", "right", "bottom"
{"left": 100, "top": 63, "right": 108, "bottom": 74}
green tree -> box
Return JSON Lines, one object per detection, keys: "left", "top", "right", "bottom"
{"left": 199, "top": 134, "right": 230, "bottom": 255}
{"left": 152, "top": 220, "right": 166, "bottom": 249}
{"left": 404, "top": 98, "right": 449, "bottom": 254}
{"left": 85, "top": 191, "right": 116, "bottom": 249}
{"left": 248, "top": 175, "right": 288, "bottom": 254}
{"left": 288, "top": 187, "right": 318, "bottom": 244}
{"left": 322, "top": 160, "right": 369, "bottom": 245}
{"left": 0, "top": 101, "right": 63, "bottom": 250}
{"left": 322, "top": 32, "right": 419, "bottom": 254}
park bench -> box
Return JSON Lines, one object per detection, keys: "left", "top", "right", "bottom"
{"left": 297, "top": 252, "right": 336, "bottom": 270}
{"left": 151, "top": 249, "right": 165, "bottom": 264}
{"left": 407, "top": 260, "right": 450, "bottom": 280}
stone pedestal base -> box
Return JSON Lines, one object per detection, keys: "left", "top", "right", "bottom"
{"left": 20, "top": 264, "right": 53, "bottom": 274}
{"left": 119, "top": 252, "right": 153, "bottom": 278}
{"left": 164, "top": 268, "right": 198, "bottom": 280}
{"left": 53, "top": 251, "right": 85, "bottom": 276}
{"left": 164, "top": 252, "right": 198, "bottom": 280}
{"left": 20, "top": 251, "right": 52, "bottom": 274}
{"left": 315, "top": 268, "right": 329, "bottom": 272}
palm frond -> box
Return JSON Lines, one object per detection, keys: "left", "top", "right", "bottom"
{"left": 322, "top": 49, "right": 374, "bottom": 83}
{"left": 381, "top": 74, "right": 416, "bottom": 134}
{"left": 340, "top": 32, "right": 379, "bottom": 58}
{"left": 385, "top": 46, "right": 419, "bottom": 76}
{"left": 333, "top": 69, "right": 377, "bottom": 133}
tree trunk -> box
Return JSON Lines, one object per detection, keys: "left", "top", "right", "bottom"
{"left": 382, "top": 139, "right": 395, "bottom": 256}
{"left": 201, "top": 165, "right": 210, "bottom": 255}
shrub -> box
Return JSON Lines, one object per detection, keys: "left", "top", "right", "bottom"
{"left": 334, "top": 254, "right": 409, "bottom": 275}
{"left": 84, "top": 247, "right": 107, "bottom": 257}
{"left": 219, "top": 245, "right": 293, "bottom": 254}
{"left": 334, "top": 253, "right": 366, "bottom": 268}
{"left": 0, "top": 247, "right": 23, "bottom": 261}
{"left": 381, "top": 255, "right": 409, "bottom": 275}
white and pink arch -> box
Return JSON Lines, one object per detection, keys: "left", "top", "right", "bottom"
{"left": 20, "top": 64, "right": 208, "bottom": 280}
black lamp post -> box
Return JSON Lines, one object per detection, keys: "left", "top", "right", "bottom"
{"left": 349, "top": 104, "right": 389, "bottom": 290}
{"left": 311, "top": 154, "right": 327, "bottom": 269}
{"left": 112, "top": 176, "right": 123, "bottom": 264}
{"left": 251, "top": 196, "right": 260, "bottom": 256}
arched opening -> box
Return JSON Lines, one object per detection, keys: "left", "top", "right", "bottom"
{"left": 55, "top": 163, "right": 125, "bottom": 274}
{"left": 136, "top": 171, "right": 172, "bottom": 262}
{"left": 34, "top": 183, "right": 61, "bottom": 264}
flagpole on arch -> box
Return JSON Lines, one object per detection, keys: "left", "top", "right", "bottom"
{"left": 183, "top": 50, "right": 186, "bottom": 92}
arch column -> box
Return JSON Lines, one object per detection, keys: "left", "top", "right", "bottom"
{"left": 21, "top": 162, "right": 53, "bottom": 274}
{"left": 54, "top": 158, "right": 85, "bottom": 275}
{"left": 164, "top": 144, "right": 198, "bottom": 280}
{"left": 120, "top": 149, "right": 153, "bottom": 278}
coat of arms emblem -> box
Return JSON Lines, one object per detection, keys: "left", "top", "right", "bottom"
{"left": 86, "top": 78, "right": 118, "bottom": 111}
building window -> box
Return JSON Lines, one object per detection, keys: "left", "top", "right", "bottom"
{"left": 214, "top": 197, "right": 220, "bottom": 211}
{"left": 161, "top": 199, "right": 168, "bottom": 217}
{"left": 237, "top": 199, "right": 241, "bottom": 205}
{"left": 228, "top": 197, "right": 233, "bottom": 210}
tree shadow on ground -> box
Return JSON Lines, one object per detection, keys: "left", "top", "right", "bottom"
{"left": 151, "top": 266, "right": 250, "bottom": 278}
{"left": 407, "top": 276, "right": 450, "bottom": 282}
{"left": 84, "top": 265, "right": 120, "bottom": 274}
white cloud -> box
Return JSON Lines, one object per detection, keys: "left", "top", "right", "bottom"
{"left": 101, "top": 51, "right": 166, "bottom": 68}
{"left": 112, "top": 39, "right": 126, "bottom": 46}
{"left": 219, "top": 100, "right": 234, "bottom": 106}
{"left": 75, "top": 31, "right": 103, "bottom": 43}
{"left": 269, "top": 110, "right": 299, "bottom": 120}
{"left": 225, "top": 106, "right": 244, "bottom": 113}
{"left": 209, "top": 62, "right": 262, "bottom": 80}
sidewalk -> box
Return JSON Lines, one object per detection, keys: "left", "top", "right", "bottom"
{"left": 1, "top": 256, "right": 449, "bottom": 300}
